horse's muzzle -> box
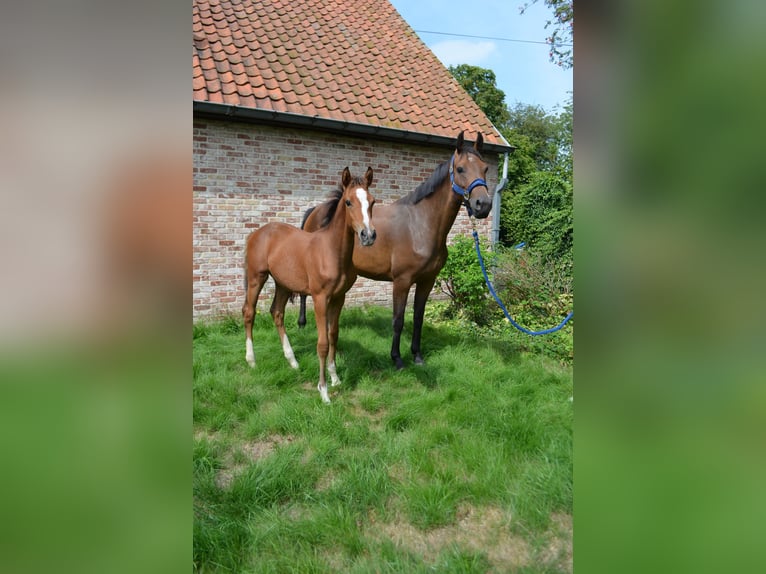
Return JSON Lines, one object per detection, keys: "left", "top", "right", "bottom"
{"left": 359, "top": 227, "right": 377, "bottom": 246}
{"left": 470, "top": 194, "right": 493, "bottom": 219}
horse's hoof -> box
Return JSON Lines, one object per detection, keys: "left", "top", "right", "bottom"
{"left": 393, "top": 358, "right": 405, "bottom": 370}
{"left": 318, "top": 383, "right": 331, "bottom": 404}
{"left": 414, "top": 355, "right": 425, "bottom": 366}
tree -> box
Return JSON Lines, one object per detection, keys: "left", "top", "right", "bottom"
{"left": 502, "top": 171, "right": 572, "bottom": 270}
{"left": 500, "top": 99, "right": 572, "bottom": 255}
{"left": 551, "top": 97, "right": 572, "bottom": 180}
{"left": 506, "top": 102, "right": 560, "bottom": 172}
{"left": 521, "top": 0, "right": 573, "bottom": 69}
{"left": 449, "top": 64, "right": 510, "bottom": 128}
{"left": 504, "top": 100, "right": 571, "bottom": 182}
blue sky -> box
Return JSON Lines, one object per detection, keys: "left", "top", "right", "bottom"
{"left": 387, "top": 0, "right": 572, "bottom": 113}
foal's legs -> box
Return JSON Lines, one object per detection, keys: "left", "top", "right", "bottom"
{"left": 242, "top": 271, "right": 268, "bottom": 367}
{"left": 271, "top": 285, "right": 299, "bottom": 369}
{"left": 326, "top": 294, "right": 345, "bottom": 387}
{"left": 390, "top": 278, "right": 412, "bottom": 370}
{"left": 312, "top": 294, "right": 331, "bottom": 403}
{"left": 411, "top": 277, "right": 436, "bottom": 365}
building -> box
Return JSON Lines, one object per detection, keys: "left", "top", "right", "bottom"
{"left": 193, "top": 0, "right": 512, "bottom": 318}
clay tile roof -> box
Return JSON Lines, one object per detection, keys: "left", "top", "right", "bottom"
{"left": 193, "top": 0, "right": 509, "bottom": 148}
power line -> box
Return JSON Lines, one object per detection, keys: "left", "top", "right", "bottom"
{"left": 413, "top": 29, "right": 573, "bottom": 47}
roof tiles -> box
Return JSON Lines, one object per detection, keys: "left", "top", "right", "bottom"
{"left": 192, "top": 0, "right": 507, "bottom": 147}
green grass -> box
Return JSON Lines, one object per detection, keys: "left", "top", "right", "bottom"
{"left": 194, "top": 305, "right": 572, "bottom": 573}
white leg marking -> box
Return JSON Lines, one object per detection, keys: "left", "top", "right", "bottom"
{"left": 328, "top": 360, "right": 341, "bottom": 387}
{"left": 245, "top": 337, "right": 255, "bottom": 367}
{"left": 281, "top": 333, "right": 299, "bottom": 369}
{"left": 318, "top": 382, "right": 331, "bottom": 404}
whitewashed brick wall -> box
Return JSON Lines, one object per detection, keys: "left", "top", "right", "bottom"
{"left": 193, "top": 119, "right": 496, "bottom": 319}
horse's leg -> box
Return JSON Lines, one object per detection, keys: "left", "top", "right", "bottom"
{"left": 312, "top": 295, "right": 331, "bottom": 403}
{"left": 411, "top": 277, "right": 437, "bottom": 365}
{"left": 326, "top": 294, "right": 345, "bottom": 387}
{"left": 297, "top": 293, "right": 308, "bottom": 329}
{"left": 242, "top": 271, "right": 268, "bottom": 368}
{"left": 271, "top": 285, "right": 299, "bottom": 369}
{"left": 390, "top": 279, "right": 411, "bottom": 370}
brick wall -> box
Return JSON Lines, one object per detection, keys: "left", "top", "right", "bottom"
{"left": 193, "top": 119, "right": 496, "bottom": 319}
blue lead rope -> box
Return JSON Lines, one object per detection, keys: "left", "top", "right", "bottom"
{"left": 470, "top": 228, "right": 574, "bottom": 336}
{"left": 449, "top": 152, "right": 572, "bottom": 335}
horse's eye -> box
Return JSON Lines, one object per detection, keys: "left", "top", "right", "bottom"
{"left": 457, "top": 167, "right": 464, "bottom": 174}
{"left": 345, "top": 199, "right": 352, "bottom": 207}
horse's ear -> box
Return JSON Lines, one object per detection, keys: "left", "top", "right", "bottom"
{"left": 475, "top": 133, "right": 484, "bottom": 153}
{"left": 341, "top": 167, "right": 351, "bottom": 187}
{"left": 455, "top": 131, "right": 465, "bottom": 152}
{"left": 364, "top": 166, "right": 373, "bottom": 187}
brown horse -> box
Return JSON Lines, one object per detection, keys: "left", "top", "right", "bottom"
{"left": 298, "top": 131, "right": 492, "bottom": 369}
{"left": 243, "top": 167, "right": 376, "bottom": 403}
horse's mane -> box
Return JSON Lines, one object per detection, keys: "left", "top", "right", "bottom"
{"left": 312, "top": 175, "right": 369, "bottom": 228}
{"left": 396, "top": 146, "right": 483, "bottom": 205}
{"left": 313, "top": 186, "right": 342, "bottom": 228}
{"left": 300, "top": 205, "right": 317, "bottom": 229}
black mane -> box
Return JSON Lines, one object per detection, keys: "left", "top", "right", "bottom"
{"left": 315, "top": 186, "right": 343, "bottom": 227}
{"left": 396, "top": 146, "right": 483, "bottom": 205}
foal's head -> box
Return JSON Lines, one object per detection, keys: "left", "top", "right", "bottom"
{"left": 341, "top": 166, "right": 376, "bottom": 246}
{"left": 451, "top": 131, "right": 492, "bottom": 219}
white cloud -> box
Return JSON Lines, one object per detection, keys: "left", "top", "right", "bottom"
{"left": 429, "top": 40, "right": 497, "bottom": 67}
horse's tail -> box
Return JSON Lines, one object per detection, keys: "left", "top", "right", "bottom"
{"left": 243, "top": 244, "right": 250, "bottom": 291}
{"left": 300, "top": 206, "right": 316, "bottom": 230}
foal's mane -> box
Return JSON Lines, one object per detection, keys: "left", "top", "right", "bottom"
{"left": 314, "top": 175, "right": 369, "bottom": 228}
{"left": 396, "top": 146, "right": 483, "bottom": 206}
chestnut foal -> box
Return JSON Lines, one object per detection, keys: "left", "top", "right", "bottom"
{"left": 242, "top": 167, "right": 376, "bottom": 403}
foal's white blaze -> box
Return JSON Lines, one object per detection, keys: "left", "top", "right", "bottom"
{"left": 328, "top": 360, "right": 341, "bottom": 387}
{"left": 355, "top": 188, "right": 371, "bottom": 228}
{"left": 281, "top": 333, "right": 299, "bottom": 369}
{"left": 245, "top": 337, "right": 255, "bottom": 367}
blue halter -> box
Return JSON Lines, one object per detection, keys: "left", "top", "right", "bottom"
{"left": 449, "top": 154, "right": 487, "bottom": 216}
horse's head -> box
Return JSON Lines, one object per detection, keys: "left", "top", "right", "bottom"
{"left": 341, "top": 166, "right": 377, "bottom": 246}
{"left": 450, "top": 131, "right": 492, "bottom": 219}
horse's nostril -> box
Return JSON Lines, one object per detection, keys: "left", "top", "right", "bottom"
{"left": 371, "top": 230, "right": 377, "bottom": 241}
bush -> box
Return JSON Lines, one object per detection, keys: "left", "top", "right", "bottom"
{"left": 436, "top": 234, "right": 497, "bottom": 325}
{"left": 501, "top": 171, "right": 572, "bottom": 275}
{"left": 493, "top": 246, "right": 573, "bottom": 362}
{"left": 494, "top": 246, "right": 571, "bottom": 307}
{"left": 435, "top": 237, "right": 574, "bottom": 364}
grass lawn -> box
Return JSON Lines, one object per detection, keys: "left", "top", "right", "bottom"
{"left": 193, "top": 304, "right": 572, "bottom": 573}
